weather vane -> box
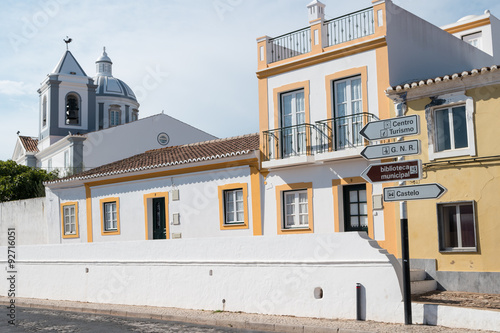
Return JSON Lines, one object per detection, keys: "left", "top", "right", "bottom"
{"left": 63, "top": 36, "right": 72, "bottom": 50}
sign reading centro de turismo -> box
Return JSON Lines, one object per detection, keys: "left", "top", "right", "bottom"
{"left": 359, "top": 115, "right": 419, "bottom": 141}
{"left": 361, "top": 159, "right": 422, "bottom": 184}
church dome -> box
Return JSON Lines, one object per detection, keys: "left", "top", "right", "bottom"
{"left": 94, "top": 47, "right": 138, "bottom": 102}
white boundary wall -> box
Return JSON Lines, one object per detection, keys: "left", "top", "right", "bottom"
{"left": 0, "top": 233, "right": 405, "bottom": 323}
{"left": 0, "top": 198, "right": 48, "bottom": 246}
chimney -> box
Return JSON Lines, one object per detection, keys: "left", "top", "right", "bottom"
{"left": 307, "top": 0, "right": 326, "bottom": 23}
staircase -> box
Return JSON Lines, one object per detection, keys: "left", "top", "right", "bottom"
{"left": 410, "top": 269, "right": 437, "bottom": 294}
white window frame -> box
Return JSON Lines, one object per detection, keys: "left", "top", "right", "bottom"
{"left": 103, "top": 201, "right": 118, "bottom": 231}
{"left": 224, "top": 188, "right": 245, "bottom": 225}
{"left": 438, "top": 201, "right": 477, "bottom": 252}
{"left": 425, "top": 92, "right": 476, "bottom": 161}
{"left": 462, "top": 31, "right": 482, "bottom": 50}
{"left": 283, "top": 190, "right": 309, "bottom": 229}
{"left": 63, "top": 204, "right": 76, "bottom": 235}
{"left": 333, "top": 75, "right": 364, "bottom": 149}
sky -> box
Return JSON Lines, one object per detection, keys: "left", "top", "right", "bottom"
{"left": 1, "top": 0, "right": 500, "bottom": 161}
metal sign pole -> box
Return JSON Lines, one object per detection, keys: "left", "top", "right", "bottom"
{"left": 396, "top": 97, "right": 412, "bottom": 325}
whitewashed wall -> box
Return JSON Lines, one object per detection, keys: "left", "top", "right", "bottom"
{"left": 83, "top": 114, "right": 217, "bottom": 170}
{"left": 262, "top": 159, "right": 386, "bottom": 240}
{"left": 0, "top": 233, "right": 405, "bottom": 323}
{"left": 266, "top": 50, "right": 379, "bottom": 129}
{"left": 48, "top": 165, "right": 256, "bottom": 243}
{"left": 0, "top": 198, "right": 48, "bottom": 246}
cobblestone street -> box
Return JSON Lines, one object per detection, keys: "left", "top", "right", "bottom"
{"left": 4, "top": 307, "right": 266, "bottom": 333}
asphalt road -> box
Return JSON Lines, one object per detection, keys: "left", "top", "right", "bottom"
{"left": 3, "top": 307, "right": 268, "bottom": 333}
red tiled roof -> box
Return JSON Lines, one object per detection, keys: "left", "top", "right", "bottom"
{"left": 19, "top": 136, "right": 39, "bottom": 153}
{"left": 386, "top": 65, "right": 500, "bottom": 93}
{"left": 49, "top": 134, "right": 260, "bottom": 184}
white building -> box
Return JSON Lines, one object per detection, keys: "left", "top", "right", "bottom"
{"left": 12, "top": 47, "right": 217, "bottom": 175}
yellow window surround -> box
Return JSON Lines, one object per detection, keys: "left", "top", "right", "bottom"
{"left": 218, "top": 183, "right": 249, "bottom": 230}
{"left": 275, "top": 182, "right": 314, "bottom": 235}
{"left": 60, "top": 201, "right": 79, "bottom": 239}
{"left": 100, "top": 197, "right": 120, "bottom": 236}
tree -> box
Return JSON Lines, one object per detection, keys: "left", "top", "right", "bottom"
{"left": 0, "top": 160, "right": 58, "bottom": 202}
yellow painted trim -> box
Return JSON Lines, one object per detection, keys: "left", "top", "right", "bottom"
{"left": 271, "top": 81, "right": 311, "bottom": 158}
{"left": 250, "top": 166, "right": 263, "bottom": 236}
{"left": 85, "top": 184, "right": 93, "bottom": 243}
{"left": 275, "top": 182, "right": 314, "bottom": 235}
{"left": 374, "top": 43, "right": 398, "bottom": 256}
{"left": 325, "top": 67, "right": 369, "bottom": 130}
{"left": 85, "top": 159, "right": 259, "bottom": 188}
{"left": 310, "top": 21, "right": 323, "bottom": 55}
{"left": 331, "top": 177, "right": 374, "bottom": 239}
{"left": 60, "top": 201, "right": 79, "bottom": 239}
{"left": 257, "top": 37, "right": 268, "bottom": 71}
{"left": 324, "top": 67, "right": 369, "bottom": 151}
{"left": 372, "top": 1, "right": 387, "bottom": 36}
{"left": 143, "top": 192, "right": 170, "bottom": 240}
{"left": 257, "top": 36, "right": 387, "bottom": 79}
{"left": 218, "top": 183, "right": 249, "bottom": 230}
{"left": 444, "top": 18, "right": 490, "bottom": 34}
{"left": 100, "top": 197, "right": 121, "bottom": 236}
{"left": 273, "top": 81, "right": 310, "bottom": 130}
{"left": 259, "top": 78, "right": 269, "bottom": 153}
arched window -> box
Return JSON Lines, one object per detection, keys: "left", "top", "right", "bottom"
{"left": 65, "top": 93, "right": 80, "bottom": 125}
{"left": 109, "top": 105, "right": 121, "bottom": 127}
{"left": 42, "top": 96, "right": 47, "bottom": 127}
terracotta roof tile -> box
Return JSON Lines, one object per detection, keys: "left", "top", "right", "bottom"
{"left": 386, "top": 65, "right": 499, "bottom": 93}
{"left": 49, "top": 133, "right": 260, "bottom": 184}
{"left": 19, "top": 136, "right": 39, "bottom": 153}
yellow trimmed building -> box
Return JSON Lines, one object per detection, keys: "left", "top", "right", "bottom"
{"left": 386, "top": 66, "right": 500, "bottom": 293}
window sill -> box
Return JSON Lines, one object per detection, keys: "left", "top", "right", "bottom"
{"left": 221, "top": 223, "right": 248, "bottom": 230}
{"left": 439, "top": 248, "right": 477, "bottom": 253}
{"left": 279, "top": 226, "right": 313, "bottom": 234}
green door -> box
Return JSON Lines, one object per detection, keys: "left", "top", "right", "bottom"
{"left": 152, "top": 198, "right": 166, "bottom": 239}
{"left": 343, "top": 184, "right": 368, "bottom": 232}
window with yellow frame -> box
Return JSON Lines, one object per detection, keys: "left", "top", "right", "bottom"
{"left": 100, "top": 197, "right": 120, "bottom": 235}
{"left": 61, "top": 201, "right": 79, "bottom": 239}
{"left": 218, "top": 183, "right": 249, "bottom": 230}
{"left": 276, "top": 182, "right": 313, "bottom": 234}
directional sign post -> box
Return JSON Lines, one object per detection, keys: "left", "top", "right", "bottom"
{"left": 360, "top": 140, "right": 420, "bottom": 160}
{"left": 383, "top": 183, "right": 447, "bottom": 202}
{"left": 361, "top": 159, "right": 422, "bottom": 184}
{"left": 359, "top": 115, "right": 419, "bottom": 141}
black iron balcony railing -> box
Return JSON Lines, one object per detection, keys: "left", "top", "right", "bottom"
{"left": 316, "top": 113, "right": 377, "bottom": 153}
{"left": 263, "top": 124, "right": 315, "bottom": 161}
{"left": 268, "top": 26, "right": 311, "bottom": 63}
{"left": 324, "top": 7, "right": 375, "bottom": 47}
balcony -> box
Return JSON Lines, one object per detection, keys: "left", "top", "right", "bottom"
{"left": 262, "top": 113, "right": 377, "bottom": 167}
{"left": 324, "top": 7, "right": 375, "bottom": 48}
{"left": 316, "top": 113, "right": 377, "bottom": 153}
{"left": 265, "top": 7, "right": 375, "bottom": 64}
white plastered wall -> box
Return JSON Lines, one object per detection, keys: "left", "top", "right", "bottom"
{"left": 83, "top": 114, "right": 217, "bottom": 170}
{"left": 53, "top": 166, "right": 255, "bottom": 243}
{"left": 266, "top": 50, "right": 379, "bottom": 130}
{"left": 0, "top": 233, "right": 404, "bottom": 323}
{"left": 262, "top": 159, "right": 386, "bottom": 240}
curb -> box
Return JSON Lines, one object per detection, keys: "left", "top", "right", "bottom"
{"left": 0, "top": 299, "right": 374, "bottom": 333}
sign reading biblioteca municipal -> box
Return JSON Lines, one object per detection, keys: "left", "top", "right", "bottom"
{"left": 360, "top": 159, "right": 422, "bottom": 184}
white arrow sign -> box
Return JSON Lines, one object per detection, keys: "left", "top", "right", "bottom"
{"left": 360, "top": 140, "right": 420, "bottom": 160}
{"left": 383, "top": 183, "right": 447, "bottom": 202}
{"left": 359, "top": 115, "right": 419, "bottom": 141}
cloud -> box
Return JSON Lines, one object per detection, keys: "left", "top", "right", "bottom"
{"left": 0, "top": 80, "right": 33, "bottom": 96}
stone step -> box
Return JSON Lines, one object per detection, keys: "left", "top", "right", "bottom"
{"left": 410, "top": 269, "right": 427, "bottom": 282}
{"left": 411, "top": 279, "right": 437, "bottom": 295}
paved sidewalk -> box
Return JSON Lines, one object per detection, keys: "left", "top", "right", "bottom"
{"left": 0, "top": 297, "right": 495, "bottom": 333}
